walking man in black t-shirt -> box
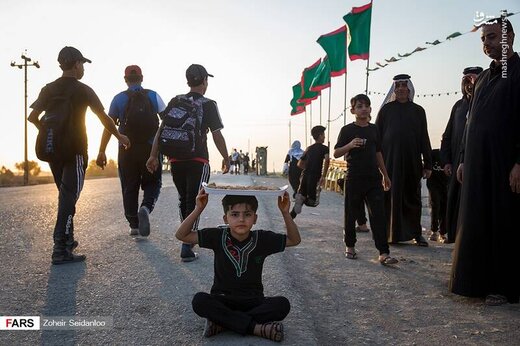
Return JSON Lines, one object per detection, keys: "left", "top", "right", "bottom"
{"left": 334, "top": 94, "right": 397, "bottom": 265}
{"left": 28, "top": 46, "right": 130, "bottom": 265}
{"left": 147, "top": 64, "right": 230, "bottom": 262}
{"left": 175, "top": 189, "right": 300, "bottom": 341}
{"left": 290, "top": 125, "right": 329, "bottom": 218}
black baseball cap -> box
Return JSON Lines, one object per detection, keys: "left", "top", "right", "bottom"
{"left": 58, "top": 46, "right": 92, "bottom": 65}
{"left": 463, "top": 66, "right": 483, "bottom": 75}
{"left": 186, "top": 64, "right": 214, "bottom": 83}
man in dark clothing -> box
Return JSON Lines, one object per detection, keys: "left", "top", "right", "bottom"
{"left": 97, "top": 65, "right": 166, "bottom": 237}
{"left": 290, "top": 126, "right": 329, "bottom": 218}
{"left": 450, "top": 18, "right": 520, "bottom": 306}
{"left": 28, "top": 46, "right": 130, "bottom": 265}
{"left": 147, "top": 64, "right": 230, "bottom": 262}
{"left": 439, "top": 66, "right": 482, "bottom": 243}
{"left": 376, "top": 74, "right": 432, "bottom": 246}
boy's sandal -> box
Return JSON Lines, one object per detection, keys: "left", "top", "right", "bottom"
{"left": 379, "top": 255, "right": 398, "bottom": 265}
{"left": 355, "top": 226, "right": 370, "bottom": 233}
{"left": 345, "top": 251, "right": 358, "bottom": 259}
{"left": 485, "top": 294, "right": 508, "bottom": 306}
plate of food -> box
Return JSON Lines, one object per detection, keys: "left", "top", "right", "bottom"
{"left": 202, "top": 182, "right": 289, "bottom": 196}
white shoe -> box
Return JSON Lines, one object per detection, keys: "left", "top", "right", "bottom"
{"left": 293, "top": 193, "right": 305, "bottom": 214}
{"left": 129, "top": 228, "right": 139, "bottom": 236}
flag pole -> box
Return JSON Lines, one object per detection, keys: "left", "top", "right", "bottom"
{"left": 344, "top": 62, "right": 347, "bottom": 126}
{"left": 365, "top": 0, "right": 373, "bottom": 94}
{"left": 310, "top": 101, "right": 313, "bottom": 131}
{"left": 304, "top": 107, "right": 308, "bottom": 147}
{"left": 319, "top": 94, "right": 322, "bottom": 125}
{"left": 327, "top": 85, "right": 332, "bottom": 147}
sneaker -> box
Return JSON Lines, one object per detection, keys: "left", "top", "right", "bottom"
{"left": 293, "top": 193, "right": 305, "bottom": 214}
{"left": 129, "top": 228, "right": 139, "bottom": 236}
{"left": 429, "top": 231, "right": 439, "bottom": 241}
{"left": 52, "top": 244, "right": 86, "bottom": 265}
{"left": 181, "top": 243, "right": 199, "bottom": 262}
{"left": 138, "top": 206, "right": 151, "bottom": 237}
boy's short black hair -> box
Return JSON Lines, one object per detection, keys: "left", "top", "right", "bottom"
{"left": 350, "top": 94, "right": 371, "bottom": 108}
{"left": 311, "top": 125, "right": 326, "bottom": 140}
{"left": 222, "top": 195, "right": 258, "bottom": 213}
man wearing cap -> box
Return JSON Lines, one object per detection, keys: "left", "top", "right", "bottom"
{"left": 439, "top": 66, "right": 482, "bottom": 244}
{"left": 28, "top": 46, "right": 130, "bottom": 265}
{"left": 96, "top": 65, "right": 166, "bottom": 237}
{"left": 450, "top": 17, "right": 520, "bottom": 306}
{"left": 147, "top": 64, "right": 230, "bottom": 262}
{"left": 375, "top": 74, "right": 432, "bottom": 246}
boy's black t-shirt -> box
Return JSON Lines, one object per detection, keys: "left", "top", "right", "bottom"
{"left": 301, "top": 143, "right": 329, "bottom": 176}
{"left": 334, "top": 123, "right": 382, "bottom": 180}
{"left": 198, "top": 227, "right": 286, "bottom": 297}
{"left": 30, "top": 77, "right": 105, "bottom": 157}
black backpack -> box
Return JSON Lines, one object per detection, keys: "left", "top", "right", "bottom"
{"left": 123, "top": 89, "right": 158, "bottom": 144}
{"left": 158, "top": 95, "right": 207, "bottom": 159}
{"left": 35, "top": 87, "right": 76, "bottom": 162}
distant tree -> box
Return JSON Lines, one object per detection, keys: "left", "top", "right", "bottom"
{"left": 0, "top": 166, "right": 15, "bottom": 185}
{"left": 86, "top": 159, "right": 118, "bottom": 177}
{"left": 15, "top": 161, "right": 41, "bottom": 176}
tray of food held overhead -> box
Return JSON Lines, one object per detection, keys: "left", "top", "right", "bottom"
{"left": 202, "top": 182, "right": 288, "bottom": 196}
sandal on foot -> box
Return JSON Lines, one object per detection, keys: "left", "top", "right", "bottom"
{"left": 260, "top": 322, "right": 284, "bottom": 342}
{"left": 379, "top": 255, "right": 398, "bottom": 265}
{"left": 485, "top": 294, "right": 508, "bottom": 306}
{"left": 355, "top": 226, "right": 370, "bottom": 233}
{"left": 414, "top": 236, "right": 429, "bottom": 247}
{"left": 345, "top": 251, "right": 358, "bottom": 259}
{"left": 203, "top": 319, "right": 224, "bottom": 337}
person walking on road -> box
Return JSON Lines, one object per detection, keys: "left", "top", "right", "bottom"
{"left": 28, "top": 46, "right": 130, "bottom": 265}
{"left": 147, "top": 64, "right": 230, "bottom": 262}
{"left": 97, "top": 65, "right": 165, "bottom": 237}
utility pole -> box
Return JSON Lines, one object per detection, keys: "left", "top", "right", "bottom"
{"left": 11, "top": 51, "right": 40, "bottom": 186}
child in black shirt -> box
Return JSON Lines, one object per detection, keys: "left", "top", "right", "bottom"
{"left": 291, "top": 125, "right": 330, "bottom": 218}
{"left": 176, "top": 189, "right": 300, "bottom": 342}
{"left": 334, "top": 94, "right": 397, "bottom": 265}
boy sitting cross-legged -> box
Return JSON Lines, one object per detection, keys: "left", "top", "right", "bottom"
{"left": 175, "top": 188, "right": 301, "bottom": 342}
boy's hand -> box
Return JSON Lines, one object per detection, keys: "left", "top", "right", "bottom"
{"left": 146, "top": 156, "right": 159, "bottom": 173}
{"left": 278, "top": 191, "right": 290, "bottom": 213}
{"left": 118, "top": 134, "right": 131, "bottom": 149}
{"left": 195, "top": 188, "right": 209, "bottom": 210}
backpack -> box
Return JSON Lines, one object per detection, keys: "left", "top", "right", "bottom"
{"left": 123, "top": 89, "right": 158, "bottom": 144}
{"left": 158, "top": 95, "right": 207, "bottom": 159}
{"left": 35, "top": 88, "right": 76, "bottom": 162}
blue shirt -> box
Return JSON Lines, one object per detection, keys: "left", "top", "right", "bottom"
{"left": 108, "top": 85, "right": 166, "bottom": 144}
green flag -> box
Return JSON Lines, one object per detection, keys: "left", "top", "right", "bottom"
{"left": 298, "top": 59, "right": 321, "bottom": 104}
{"left": 343, "top": 2, "right": 372, "bottom": 61}
{"left": 317, "top": 26, "right": 347, "bottom": 77}
{"left": 310, "top": 56, "right": 331, "bottom": 92}
{"left": 290, "top": 83, "right": 305, "bottom": 116}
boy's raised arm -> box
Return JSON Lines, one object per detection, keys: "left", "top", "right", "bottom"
{"left": 278, "top": 192, "right": 301, "bottom": 247}
{"left": 175, "top": 188, "right": 209, "bottom": 244}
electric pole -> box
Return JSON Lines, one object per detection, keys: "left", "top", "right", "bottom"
{"left": 11, "top": 51, "right": 40, "bottom": 186}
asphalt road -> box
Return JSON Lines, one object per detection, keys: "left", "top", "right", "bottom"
{"left": 0, "top": 173, "right": 518, "bottom": 345}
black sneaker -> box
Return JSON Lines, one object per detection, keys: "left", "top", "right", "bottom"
{"left": 138, "top": 206, "right": 151, "bottom": 237}
{"left": 52, "top": 251, "right": 86, "bottom": 265}
{"left": 181, "top": 243, "right": 198, "bottom": 262}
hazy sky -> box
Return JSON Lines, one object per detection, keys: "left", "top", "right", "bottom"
{"left": 1, "top": 0, "right": 518, "bottom": 173}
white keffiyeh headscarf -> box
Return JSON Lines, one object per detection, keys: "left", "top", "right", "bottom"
{"left": 381, "top": 74, "right": 415, "bottom": 107}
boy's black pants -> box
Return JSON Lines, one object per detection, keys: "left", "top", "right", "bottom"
{"left": 427, "top": 182, "right": 447, "bottom": 234}
{"left": 344, "top": 178, "right": 389, "bottom": 255}
{"left": 49, "top": 154, "right": 86, "bottom": 248}
{"left": 192, "top": 292, "right": 290, "bottom": 335}
{"left": 298, "top": 171, "right": 320, "bottom": 202}
{"left": 170, "top": 161, "right": 210, "bottom": 230}
{"left": 118, "top": 144, "right": 162, "bottom": 228}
